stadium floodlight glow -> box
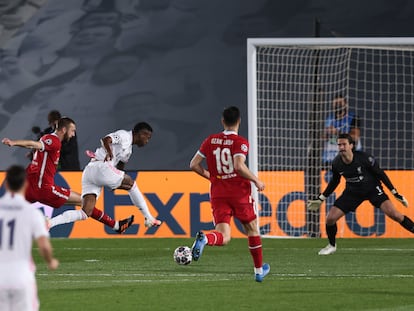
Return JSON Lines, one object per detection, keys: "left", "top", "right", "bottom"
{"left": 247, "top": 37, "right": 414, "bottom": 238}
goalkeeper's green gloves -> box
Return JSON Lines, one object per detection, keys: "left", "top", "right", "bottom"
{"left": 307, "top": 194, "right": 327, "bottom": 211}
{"left": 391, "top": 189, "right": 409, "bottom": 207}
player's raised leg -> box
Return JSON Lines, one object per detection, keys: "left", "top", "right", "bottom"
{"left": 119, "top": 176, "right": 161, "bottom": 227}
{"left": 48, "top": 190, "right": 88, "bottom": 228}
{"left": 82, "top": 193, "right": 134, "bottom": 233}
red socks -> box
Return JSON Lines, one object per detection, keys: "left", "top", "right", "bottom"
{"left": 91, "top": 207, "right": 116, "bottom": 228}
{"left": 248, "top": 236, "right": 263, "bottom": 268}
{"left": 206, "top": 231, "right": 224, "bottom": 246}
{"left": 205, "top": 232, "right": 263, "bottom": 269}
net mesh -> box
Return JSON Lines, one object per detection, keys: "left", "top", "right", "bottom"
{"left": 251, "top": 43, "right": 414, "bottom": 238}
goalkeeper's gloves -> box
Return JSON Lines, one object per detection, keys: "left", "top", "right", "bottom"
{"left": 391, "top": 189, "right": 409, "bottom": 207}
{"left": 307, "top": 194, "right": 327, "bottom": 211}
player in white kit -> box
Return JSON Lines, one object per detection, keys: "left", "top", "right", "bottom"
{"left": 50, "top": 122, "right": 161, "bottom": 231}
{"left": 0, "top": 165, "right": 58, "bottom": 311}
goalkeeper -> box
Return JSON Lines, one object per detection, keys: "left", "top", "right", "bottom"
{"left": 308, "top": 133, "right": 413, "bottom": 255}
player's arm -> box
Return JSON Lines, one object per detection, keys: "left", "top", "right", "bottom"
{"left": 100, "top": 136, "right": 114, "bottom": 161}
{"left": 189, "top": 151, "right": 210, "bottom": 180}
{"left": 233, "top": 155, "right": 265, "bottom": 191}
{"left": 307, "top": 168, "right": 341, "bottom": 211}
{"left": 322, "top": 168, "right": 341, "bottom": 197}
{"left": 2, "top": 138, "right": 42, "bottom": 149}
{"left": 36, "top": 235, "right": 59, "bottom": 270}
{"left": 367, "top": 156, "right": 408, "bottom": 207}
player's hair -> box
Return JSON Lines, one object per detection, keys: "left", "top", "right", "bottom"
{"left": 222, "top": 106, "right": 240, "bottom": 126}
{"left": 6, "top": 165, "right": 26, "bottom": 192}
{"left": 57, "top": 117, "right": 76, "bottom": 130}
{"left": 48, "top": 110, "right": 62, "bottom": 123}
{"left": 133, "top": 122, "right": 153, "bottom": 134}
{"left": 338, "top": 133, "right": 354, "bottom": 144}
{"left": 334, "top": 93, "right": 346, "bottom": 100}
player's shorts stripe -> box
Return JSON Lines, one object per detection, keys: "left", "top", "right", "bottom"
{"left": 52, "top": 186, "right": 69, "bottom": 200}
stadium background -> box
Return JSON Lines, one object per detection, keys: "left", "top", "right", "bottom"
{"left": 0, "top": 0, "right": 413, "bottom": 238}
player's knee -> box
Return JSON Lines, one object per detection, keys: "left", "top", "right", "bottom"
{"left": 325, "top": 217, "right": 336, "bottom": 226}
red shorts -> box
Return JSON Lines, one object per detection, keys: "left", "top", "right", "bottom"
{"left": 25, "top": 182, "right": 70, "bottom": 208}
{"left": 211, "top": 196, "right": 257, "bottom": 225}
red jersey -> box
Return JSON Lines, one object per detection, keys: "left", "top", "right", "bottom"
{"left": 26, "top": 133, "right": 61, "bottom": 187}
{"left": 199, "top": 130, "right": 252, "bottom": 199}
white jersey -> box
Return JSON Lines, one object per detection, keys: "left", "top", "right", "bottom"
{"left": 0, "top": 192, "right": 49, "bottom": 287}
{"left": 93, "top": 130, "right": 133, "bottom": 167}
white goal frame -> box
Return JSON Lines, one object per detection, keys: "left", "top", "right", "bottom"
{"left": 247, "top": 37, "right": 414, "bottom": 238}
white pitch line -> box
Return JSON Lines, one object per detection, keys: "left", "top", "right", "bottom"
{"left": 37, "top": 272, "right": 414, "bottom": 279}
{"left": 41, "top": 278, "right": 234, "bottom": 283}
{"left": 264, "top": 247, "right": 414, "bottom": 252}
{"left": 51, "top": 247, "right": 414, "bottom": 252}
{"left": 58, "top": 247, "right": 174, "bottom": 251}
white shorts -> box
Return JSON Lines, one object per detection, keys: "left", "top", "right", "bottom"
{"left": 82, "top": 161, "right": 125, "bottom": 198}
{"left": 0, "top": 283, "right": 38, "bottom": 311}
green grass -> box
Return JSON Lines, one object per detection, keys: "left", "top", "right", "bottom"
{"left": 34, "top": 238, "right": 414, "bottom": 311}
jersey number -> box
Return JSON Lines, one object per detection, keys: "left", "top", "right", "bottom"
{"left": 0, "top": 218, "right": 16, "bottom": 249}
{"left": 213, "top": 147, "right": 234, "bottom": 174}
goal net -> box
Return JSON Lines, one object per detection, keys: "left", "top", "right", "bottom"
{"left": 247, "top": 38, "right": 414, "bottom": 238}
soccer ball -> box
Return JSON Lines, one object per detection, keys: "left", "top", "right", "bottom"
{"left": 173, "top": 246, "right": 192, "bottom": 265}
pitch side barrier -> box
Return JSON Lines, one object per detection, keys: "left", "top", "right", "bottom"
{"left": 0, "top": 171, "right": 412, "bottom": 238}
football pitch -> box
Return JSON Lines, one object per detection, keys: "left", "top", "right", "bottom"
{"left": 35, "top": 238, "right": 414, "bottom": 311}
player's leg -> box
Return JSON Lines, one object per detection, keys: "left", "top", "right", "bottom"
{"left": 117, "top": 174, "right": 161, "bottom": 227}
{"left": 211, "top": 222, "right": 229, "bottom": 245}
{"left": 319, "top": 192, "right": 361, "bottom": 255}
{"left": 242, "top": 218, "right": 270, "bottom": 282}
{"left": 370, "top": 188, "right": 414, "bottom": 233}
{"left": 81, "top": 163, "right": 134, "bottom": 233}
{"left": 82, "top": 193, "right": 133, "bottom": 233}
{"left": 18, "top": 281, "right": 39, "bottom": 311}
{"left": 235, "top": 198, "right": 270, "bottom": 282}
{"left": 49, "top": 189, "right": 88, "bottom": 228}
{"left": 379, "top": 200, "right": 414, "bottom": 233}
{"left": 325, "top": 206, "right": 344, "bottom": 243}
{"left": 318, "top": 206, "right": 344, "bottom": 255}
{"left": 28, "top": 184, "right": 87, "bottom": 229}
{"left": 191, "top": 199, "right": 234, "bottom": 261}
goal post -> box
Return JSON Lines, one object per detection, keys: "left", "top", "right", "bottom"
{"left": 247, "top": 37, "right": 414, "bottom": 238}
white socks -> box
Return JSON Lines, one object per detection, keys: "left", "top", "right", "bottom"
{"left": 254, "top": 267, "right": 263, "bottom": 275}
{"left": 49, "top": 209, "right": 88, "bottom": 228}
{"left": 128, "top": 182, "right": 153, "bottom": 219}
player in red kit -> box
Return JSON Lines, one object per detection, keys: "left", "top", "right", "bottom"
{"left": 189, "top": 106, "right": 270, "bottom": 282}
{"left": 2, "top": 117, "right": 134, "bottom": 233}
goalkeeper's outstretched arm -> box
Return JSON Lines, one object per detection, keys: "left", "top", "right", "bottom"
{"left": 367, "top": 154, "right": 409, "bottom": 207}
{"left": 307, "top": 170, "right": 341, "bottom": 211}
